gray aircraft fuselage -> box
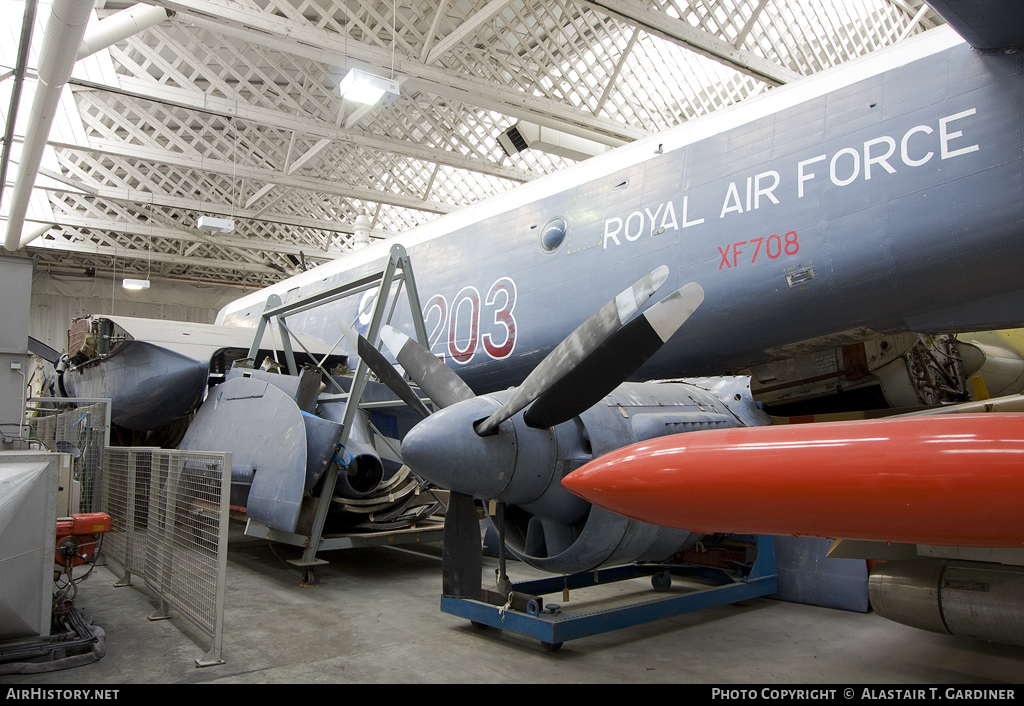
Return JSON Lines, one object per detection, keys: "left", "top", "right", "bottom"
{"left": 218, "top": 27, "right": 1024, "bottom": 395}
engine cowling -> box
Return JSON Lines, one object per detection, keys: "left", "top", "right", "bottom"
{"left": 869, "top": 559, "right": 1024, "bottom": 646}
{"left": 402, "top": 377, "right": 770, "bottom": 574}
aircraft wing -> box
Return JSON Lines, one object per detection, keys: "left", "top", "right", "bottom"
{"left": 928, "top": 0, "right": 1024, "bottom": 51}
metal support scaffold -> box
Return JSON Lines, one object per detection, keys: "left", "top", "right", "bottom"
{"left": 240, "top": 244, "right": 443, "bottom": 582}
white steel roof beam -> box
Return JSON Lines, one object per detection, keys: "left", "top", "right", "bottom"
{"left": 35, "top": 171, "right": 362, "bottom": 237}
{"left": 48, "top": 137, "right": 457, "bottom": 215}
{"left": 244, "top": 137, "right": 330, "bottom": 209}
{"left": 158, "top": 0, "right": 644, "bottom": 144}
{"left": 734, "top": 0, "right": 771, "bottom": 49}
{"left": 25, "top": 234, "right": 281, "bottom": 275}
{"left": 68, "top": 75, "right": 534, "bottom": 183}
{"left": 580, "top": 0, "right": 801, "bottom": 85}
{"left": 420, "top": 0, "right": 451, "bottom": 63}
{"left": 595, "top": 24, "right": 641, "bottom": 114}
{"left": 23, "top": 215, "right": 345, "bottom": 260}
{"left": 425, "top": 0, "right": 516, "bottom": 65}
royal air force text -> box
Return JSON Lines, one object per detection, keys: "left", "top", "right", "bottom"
{"left": 602, "top": 108, "right": 980, "bottom": 256}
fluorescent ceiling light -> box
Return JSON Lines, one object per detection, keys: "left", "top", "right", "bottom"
{"left": 122, "top": 278, "right": 150, "bottom": 290}
{"left": 339, "top": 69, "right": 399, "bottom": 109}
{"left": 197, "top": 215, "right": 235, "bottom": 233}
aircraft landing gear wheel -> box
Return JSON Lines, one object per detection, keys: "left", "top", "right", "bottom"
{"left": 542, "top": 641, "right": 563, "bottom": 652}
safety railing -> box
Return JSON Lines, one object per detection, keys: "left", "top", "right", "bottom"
{"left": 99, "top": 447, "right": 156, "bottom": 587}
{"left": 98, "top": 446, "right": 231, "bottom": 667}
{"left": 26, "top": 397, "right": 110, "bottom": 512}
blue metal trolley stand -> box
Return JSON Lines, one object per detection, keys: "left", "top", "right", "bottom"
{"left": 440, "top": 535, "right": 777, "bottom": 651}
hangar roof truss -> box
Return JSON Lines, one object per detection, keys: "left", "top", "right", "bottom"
{"left": 1, "top": 0, "right": 942, "bottom": 288}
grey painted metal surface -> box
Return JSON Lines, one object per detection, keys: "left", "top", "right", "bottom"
{"left": 402, "top": 378, "right": 771, "bottom": 574}
{"left": 0, "top": 256, "right": 32, "bottom": 437}
{"left": 0, "top": 255, "right": 31, "bottom": 355}
{"left": 218, "top": 29, "right": 1024, "bottom": 397}
{"left": 62, "top": 340, "right": 209, "bottom": 432}
{"left": 773, "top": 536, "right": 869, "bottom": 613}
{"left": 60, "top": 316, "right": 344, "bottom": 431}
{"left": 179, "top": 376, "right": 307, "bottom": 533}
{"left": 926, "top": 0, "right": 1024, "bottom": 51}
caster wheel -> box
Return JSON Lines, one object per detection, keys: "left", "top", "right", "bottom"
{"left": 542, "top": 641, "right": 563, "bottom": 652}
{"left": 471, "top": 621, "right": 489, "bottom": 630}
{"left": 652, "top": 570, "right": 672, "bottom": 592}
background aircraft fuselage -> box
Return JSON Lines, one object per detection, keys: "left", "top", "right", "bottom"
{"left": 218, "top": 28, "right": 1024, "bottom": 394}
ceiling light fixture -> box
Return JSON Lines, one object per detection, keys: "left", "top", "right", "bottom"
{"left": 339, "top": 68, "right": 399, "bottom": 109}
{"left": 197, "top": 215, "right": 235, "bottom": 233}
{"left": 197, "top": 118, "right": 239, "bottom": 233}
{"left": 125, "top": 201, "right": 154, "bottom": 291}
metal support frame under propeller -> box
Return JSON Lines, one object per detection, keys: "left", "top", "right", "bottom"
{"left": 441, "top": 535, "right": 778, "bottom": 652}
{"left": 242, "top": 244, "right": 432, "bottom": 580}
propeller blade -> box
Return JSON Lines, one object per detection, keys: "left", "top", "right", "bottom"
{"left": 523, "top": 282, "right": 704, "bottom": 429}
{"left": 473, "top": 265, "right": 670, "bottom": 436}
{"left": 339, "top": 322, "right": 431, "bottom": 419}
{"left": 380, "top": 325, "right": 476, "bottom": 408}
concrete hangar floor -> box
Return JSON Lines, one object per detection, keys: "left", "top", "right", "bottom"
{"left": 4, "top": 523, "right": 1023, "bottom": 685}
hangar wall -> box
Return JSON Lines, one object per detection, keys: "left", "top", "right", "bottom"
{"left": 30, "top": 271, "right": 245, "bottom": 351}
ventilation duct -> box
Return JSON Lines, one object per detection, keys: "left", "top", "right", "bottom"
{"left": 3, "top": 0, "right": 93, "bottom": 252}
{"left": 497, "top": 122, "right": 610, "bottom": 161}
{"left": 76, "top": 4, "right": 172, "bottom": 61}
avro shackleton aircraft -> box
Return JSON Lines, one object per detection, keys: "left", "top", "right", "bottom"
{"left": 59, "top": 2, "right": 1024, "bottom": 643}
{"left": 217, "top": 24, "right": 1023, "bottom": 396}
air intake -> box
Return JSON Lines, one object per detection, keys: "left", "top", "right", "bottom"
{"left": 498, "top": 125, "right": 530, "bottom": 156}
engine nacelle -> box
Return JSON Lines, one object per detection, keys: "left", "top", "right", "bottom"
{"left": 869, "top": 559, "right": 1024, "bottom": 646}
{"left": 402, "top": 377, "right": 770, "bottom": 574}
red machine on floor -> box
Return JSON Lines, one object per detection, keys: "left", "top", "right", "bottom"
{"left": 55, "top": 513, "right": 111, "bottom": 569}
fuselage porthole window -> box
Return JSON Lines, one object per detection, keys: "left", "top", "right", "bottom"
{"left": 541, "top": 217, "right": 568, "bottom": 253}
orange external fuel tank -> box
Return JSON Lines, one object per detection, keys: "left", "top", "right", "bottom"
{"left": 561, "top": 414, "right": 1024, "bottom": 547}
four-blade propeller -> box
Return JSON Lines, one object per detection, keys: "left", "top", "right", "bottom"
{"left": 349, "top": 266, "right": 704, "bottom": 439}
{"left": 471, "top": 265, "right": 671, "bottom": 435}
{"left": 343, "top": 267, "right": 703, "bottom": 581}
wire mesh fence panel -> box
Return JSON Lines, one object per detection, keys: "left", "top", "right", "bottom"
{"left": 99, "top": 447, "right": 156, "bottom": 583}
{"left": 26, "top": 398, "right": 110, "bottom": 512}
{"left": 144, "top": 450, "right": 231, "bottom": 665}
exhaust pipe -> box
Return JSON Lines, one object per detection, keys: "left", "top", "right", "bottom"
{"left": 317, "top": 402, "right": 384, "bottom": 500}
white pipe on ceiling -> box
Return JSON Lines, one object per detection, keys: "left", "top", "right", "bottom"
{"left": 3, "top": 0, "right": 93, "bottom": 252}
{"left": 77, "top": 4, "right": 172, "bottom": 61}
